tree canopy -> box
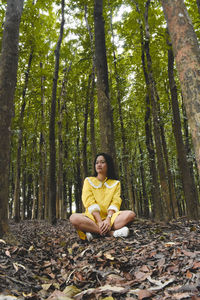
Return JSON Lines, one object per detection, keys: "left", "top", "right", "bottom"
{"left": 0, "top": 0, "right": 200, "bottom": 224}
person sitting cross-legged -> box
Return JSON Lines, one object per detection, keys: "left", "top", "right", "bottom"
{"left": 70, "top": 152, "right": 136, "bottom": 241}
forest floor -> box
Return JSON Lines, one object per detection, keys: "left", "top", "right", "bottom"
{"left": 0, "top": 218, "right": 200, "bottom": 300}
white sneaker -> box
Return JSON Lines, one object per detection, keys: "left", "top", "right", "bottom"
{"left": 86, "top": 232, "right": 94, "bottom": 241}
{"left": 113, "top": 226, "right": 129, "bottom": 238}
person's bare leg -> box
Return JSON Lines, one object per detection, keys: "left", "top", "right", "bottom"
{"left": 109, "top": 210, "right": 135, "bottom": 236}
{"left": 70, "top": 213, "right": 100, "bottom": 234}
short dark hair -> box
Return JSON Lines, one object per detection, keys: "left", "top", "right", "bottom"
{"left": 93, "top": 152, "right": 118, "bottom": 180}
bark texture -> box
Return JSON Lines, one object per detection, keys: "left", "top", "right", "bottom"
{"left": 94, "top": 0, "right": 116, "bottom": 158}
{"left": 167, "top": 37, "right": 199, "bottom": 219}
{"left": 49, "top": 0, "right": 65, "bottom": 225}
{"left": 0, "top": 0, "right": 24, "bottom": 237}
{"left": 162, "top": 0, "right": 200, "bottom": 187}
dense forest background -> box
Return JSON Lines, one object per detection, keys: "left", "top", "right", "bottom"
{"left": 0, "top": 0, "right": 200, "bottom": 229}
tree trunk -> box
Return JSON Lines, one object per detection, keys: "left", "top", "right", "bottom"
{"left": 197, "top": 0, "right": 200, "bottom": 15}
{"left": 144, "top": 0, "right": 172, "bottom": 221}
{"left": 144, "top": 93, "right": 161, "bottom": 220}
{"left": 139, "top": 143, "right": 149, "bottom": 218}
{"left": 94, "top": 0, "right": 116, "bottom": 159}
{"left": 74, "top": 95, "right": 83, "bottom": 213}
{"left": 0, "top": 0, "right": 24, "bottom": 237}
{"left": 136, "top": 1, "right": 162, "bottom": 220}
{"left": 38, "top": 63, "right": 45, "bottom": 220}
{"left": 31, "top": 175, "right": 37, "bottom": 220}
{"left": 160, "top": 123, "right": 179, "bottom": 218}
{"left": 57, "top": 63, "right": 71, "bottom": 219}
{"left": 49, "top": 0, "right": 65, "bottom": 225}
{"left": 13, "top": 49, "right": 33, "bottom": 222}
{"left": 167, "top": 37, "right": 199, "bottom": 219}
{"left": 109, "top": 4, "right": 134, "bottom": 210}
{"left": 84, "top": 5, "right": 97, "bottom": 162}
{"left": 27, "top": 173, "right": 32, "bottom": 219}
{"left": 161, "top": 1, "right": 200, "bottom": 210}
{"left": 82, "top": 75, "right": 91, "bottom": 179}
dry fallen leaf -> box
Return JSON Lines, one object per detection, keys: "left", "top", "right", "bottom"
{"left": 138, "top": 289, "right": 153, "bottom": 300}
{"left": 41, "top": 283, "right": 52, "bottom": 291}
{"left": 63, "top": 285, "right": 81, "bottom": 297}
{"left": 46, "top": 290, "right": 73, "bottom": 300}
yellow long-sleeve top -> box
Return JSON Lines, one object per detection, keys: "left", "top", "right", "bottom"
{"left": 82, "top": 177, "right": 122, "bottom": 220}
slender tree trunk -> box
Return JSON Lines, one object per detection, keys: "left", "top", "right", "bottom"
{"left": 109, "top": 4, "right": 134, "bottom": 210}
{"left": 13, "top": 49, "right": 33, "bottom": 222}
{"left": 137, "top": 1, "right": 161, "bottom": 220}
{"left": 139, "top": 143, "right": 149, "bottom": 218}
{"left": 57, "top": 63, "right": 71, "bottom": 219}
{"left": 21, "top": 139, "right": 27, "bottom": 220}
{"left": 89, "top": 75, "right": 97, "bottom": 162}
{"left": 82, "top": 75, "right": 91, "bottom": 179}
{"left": 94, "top": 0, "right": 116, "bottom": 160}
{"left": 145, "top": 94, "right": 161, "bottom": 220}
{"left": 31, "top": 176, "right": 37, "bottom": 220}
{"left": 160, "top": 123, "right": 179, "bottom": 218}
{"left": 49, "top": 0, "right": 65, "bottom": 225}
{"left": 197, "top": 0, "right": 200, "bottom": 15}
{"left": 144, "top": 0, "right": 172, "bottom": 221}
{"left": 0, "top": 0, "right": 24, "bottom": 237}
{"left": 136, "top": 0, "right": 162, "bottom": 220}
{"left": 68, "top": 181, "right": 73, "bottom": 216}
{"left": 74, "top": 95, "right": 82, "bottom": 213}
{"left": 27, "top": 173, "right": 32, "bottom": 219}
{"left": 84, "top": 5, "right": 97, "bottom": 162}
{"left": 167, "top": 38, "right": 199, "bottom": 219}
{"left": 161, "top": 2, "right": 200, "bottom": 210}
{"left": 37, "top": 63, "right": 46, "bottom": 220}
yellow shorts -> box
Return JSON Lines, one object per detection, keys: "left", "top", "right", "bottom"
{"left": 77, "top": 211, "right": 121, "bottom": 240}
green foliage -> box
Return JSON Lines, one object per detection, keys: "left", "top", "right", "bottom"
{"left": 0, "top": 0, "right": 198, "bottom": 218}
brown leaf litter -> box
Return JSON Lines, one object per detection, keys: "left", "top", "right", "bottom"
{"left": 0, "top": 218, "right": 199, "bottom": 300}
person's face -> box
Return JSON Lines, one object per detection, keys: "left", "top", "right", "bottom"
{"left": 95, "top": 155, "right": 108, "bottom": 176}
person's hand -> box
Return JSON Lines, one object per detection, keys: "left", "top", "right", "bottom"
{"left": 98, "top": 218, "right": 111, "bottom": 235}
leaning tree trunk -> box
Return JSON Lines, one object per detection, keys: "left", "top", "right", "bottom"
{"left": 94, "top": 0, "right": 116, "bottom": 159}
{"left": 0, "top": 0, "right": 24, "bottom": 237}
{"left": 49, "top": 0, "right": 65, "bottom": 225}
{"left": 161, "top": 1, "right": 200, "bottom": 219}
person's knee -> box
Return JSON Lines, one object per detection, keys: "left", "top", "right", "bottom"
{"left": 127, "top": 210, "right": 136, "bottom": 222}
{"left": 69, "top": 213, "right": 77, "bottom": 226}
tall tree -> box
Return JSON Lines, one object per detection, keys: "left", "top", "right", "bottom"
{"left": 161, "top": 1, "right": 200, "bottom": 219}
{"left": 109, "top": 2, "right": 135, "bottom": 210}
{"left": 0, "top": 0, "right": 24, "bottom": 237}
{"left": 49, "top": 0, "right": 65, "bottom": 225}
{"left": 167, "top": 33, "right": 199, "bottom": 219}
{"left": 84, "top": 5, "right": 97, "bottom": 162}
{"left": 94, "top": 0, "right": 116, "bottom": 160}
{"left": 13, "top": 49, "right": 33, "bottom": 222}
